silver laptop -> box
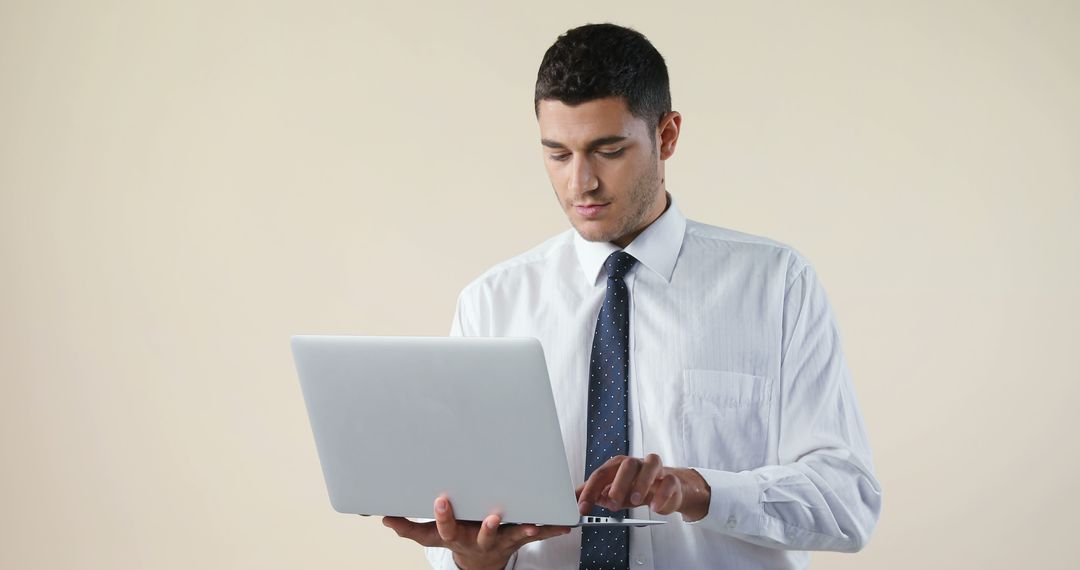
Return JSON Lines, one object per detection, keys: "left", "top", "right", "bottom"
{"left": 291, "top": 335, "right": 663, "bottom": 528}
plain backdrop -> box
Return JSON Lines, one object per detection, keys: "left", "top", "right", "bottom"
{"left": 2, "top": 1, "right": 1078, "bottom": 568}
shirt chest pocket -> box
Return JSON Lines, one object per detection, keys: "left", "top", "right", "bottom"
{"left": 680, "top": 369, "right": 774, "bottom": 472}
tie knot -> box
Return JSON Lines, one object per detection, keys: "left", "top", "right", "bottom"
{"left": 604, "top": 251, "right": 637, "bottom": 280}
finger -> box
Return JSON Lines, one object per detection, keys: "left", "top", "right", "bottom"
{"left": 518, "top": 525, "right": 572, "bottom": 548}
{"left": 382, "top": 516, "right": 442, "bottom": 547}
{"left": 650, "top": 473, "right": 683, "bottom": 515}
{"left": 595, "top": 484, "right": 612, "bottom": 510}
{"left": 629, "top": 454, "right": 663, "bottom": 506}
{"left": 475, "top": 514, "right": 502, "bottom": 551}
{"left": 575, "top": 483, "right": 585, "bottom": 501}
{"left": 506, "top": 523, "right": 541, "bottom": 547}
{"left": 664, "top": 479, "right": 685, "bottom": 514}
{"left": 648, "top": 474, "right": 676, "bottom": 513}
{"left": 606, "top": 457, "right": 644, "bottom": 507}
{"left": 578, "top": 456, "right": 627, "bottom": 513}
{"left": 511, "top": 525, "right": 571, "bottom": 549}
{"left": 659, "top": 480, "right": 684, "bottom": 515}
{"left": 433, "top": 496, "right": 459, "bottom": 544}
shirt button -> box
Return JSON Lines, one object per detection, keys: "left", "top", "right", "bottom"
{"left": 726, "top": 515, "right": 738, "bottom": 529}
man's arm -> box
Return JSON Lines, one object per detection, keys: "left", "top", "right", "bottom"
{"left": 578, "top": 264, "right": 882, "bottom": 552}
{"left": 685, "top": 263, "right": 881, "bottom": 551}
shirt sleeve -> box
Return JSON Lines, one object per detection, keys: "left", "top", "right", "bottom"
{"left": 449, "top": 291, "right": 467, "bottom": 337}
{"left": 424, "top": 548, "right": 518, "bottom": 570}
{"left": 685, "top": 264, "right": 882, "bottom": 552}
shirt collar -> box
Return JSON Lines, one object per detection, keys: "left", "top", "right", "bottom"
{"left": 573, "top": 193, "right": 687, "bottom": 287}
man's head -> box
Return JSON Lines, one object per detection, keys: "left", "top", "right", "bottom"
{"left": 535, "top": 23, "right": 681, "bottom": 247}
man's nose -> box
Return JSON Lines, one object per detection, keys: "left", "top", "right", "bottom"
{"left": 567, "top": 155, "right": 599, "bottom": 194}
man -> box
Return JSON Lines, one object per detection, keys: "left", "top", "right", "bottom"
{"left": 383, "top": 23, "right": 882, "bottom": 570}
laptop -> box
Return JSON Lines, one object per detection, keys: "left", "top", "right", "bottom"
{"left": 291, "top": 335, "right": 664, "bottom": 528}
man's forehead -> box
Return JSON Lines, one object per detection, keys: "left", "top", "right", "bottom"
{"left": 536, "top": 97, "right": 647, "bottom": 145}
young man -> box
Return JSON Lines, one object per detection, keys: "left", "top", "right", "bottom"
{"left": 384, "top": 23, "right": 882, "bottom": 570}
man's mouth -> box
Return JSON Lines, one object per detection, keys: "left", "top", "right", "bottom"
{"left": 575, "top": 203, "right": 610, "bottom": 218}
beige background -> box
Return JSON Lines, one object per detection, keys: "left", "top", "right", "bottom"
{"left": 2, "top": 0, "right": 1078, "bottom": 568}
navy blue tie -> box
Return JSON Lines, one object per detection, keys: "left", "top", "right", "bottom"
{"left": 580, "top": 251, "right": 637, "bottom": 570}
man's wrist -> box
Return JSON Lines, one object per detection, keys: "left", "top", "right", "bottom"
{"left": 674, "top": 467, "right": 712, "bottom": 522}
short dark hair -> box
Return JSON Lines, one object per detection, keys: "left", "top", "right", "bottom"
{"left": 534, "top": 23, "right": 671, "bottom": 128}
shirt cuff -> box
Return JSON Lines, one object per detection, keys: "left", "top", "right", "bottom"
{"left": 427, "top": 547, "right": 518, "bottom": 570}
{"left": 684, "top": 468, "right": 762, "bottom": 535}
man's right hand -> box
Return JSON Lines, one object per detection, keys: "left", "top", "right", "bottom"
{"left": 382, "top": 495, "right": 572, "bottom": 570}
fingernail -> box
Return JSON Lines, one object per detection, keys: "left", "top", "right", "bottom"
{"left": 486, "top": 519, "right": 497, "bottom": 529}
{"left": 631, "top": 492, "right": 642, "bottom": 504}
{"left": 436, "top": 499, "right": 446, "bottom": 513}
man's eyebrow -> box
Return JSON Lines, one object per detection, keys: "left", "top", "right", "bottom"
{"left": 540, "top": 135, "right": 629, "bottom": 150}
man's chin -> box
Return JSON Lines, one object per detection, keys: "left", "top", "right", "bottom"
{"left": 570, "top": 219, "right": 620, "bottom": 243}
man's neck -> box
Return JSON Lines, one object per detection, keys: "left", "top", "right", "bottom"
{"left": 611, "top": 191, "right": 671, "bottom": 249}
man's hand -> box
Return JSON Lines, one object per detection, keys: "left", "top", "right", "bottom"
{"left": 576, "top": 454, "right": 712, "bottom": 522}
{"left": 382, "top": 495, "right": 571, "bottom": 570}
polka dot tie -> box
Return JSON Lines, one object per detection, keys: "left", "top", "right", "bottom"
{"left": 579, "top": 251, "right": 637, "bottom": 570}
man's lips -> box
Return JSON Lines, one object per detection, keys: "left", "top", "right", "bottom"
{"left": 575, "top": 203, "right": 610, "bottom": 219}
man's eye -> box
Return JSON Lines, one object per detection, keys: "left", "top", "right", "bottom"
{"left": 549, "top": 154, "right": 571, "bottom": 162}
{"left": 598, "top": 149, "right": 625, "bottom": 159}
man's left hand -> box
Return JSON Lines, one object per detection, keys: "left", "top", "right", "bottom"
{"left": 575, "top": 454, "right": 711, "bottom": 522}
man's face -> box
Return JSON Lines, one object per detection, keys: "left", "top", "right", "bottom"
{"left": 537, "top": 96, "right": 666, "bottom": 247}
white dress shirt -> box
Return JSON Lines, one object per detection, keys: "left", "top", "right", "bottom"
{"left": 426, "top": 197, "right": 882, "bottom": 570}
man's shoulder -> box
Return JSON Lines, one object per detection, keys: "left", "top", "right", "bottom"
{"left": 458, "top": 228, "right": 577, "bottom": 297}
{"left": 683, "top": 218, "right": 812, "bottom": 280}
{"left": 684, "top": 217, "right": 794, "bottom": 251}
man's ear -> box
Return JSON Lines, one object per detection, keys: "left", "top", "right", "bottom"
{"left": 657, "top": 111, "right": 682, "bottom": 160}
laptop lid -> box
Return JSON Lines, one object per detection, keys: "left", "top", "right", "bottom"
{"left": 292, "top": 335, "right": 583, "bottom": 526}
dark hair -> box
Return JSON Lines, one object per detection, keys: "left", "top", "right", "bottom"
{"left": 534, "top": 23, "right": 671, "bottom": 128}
